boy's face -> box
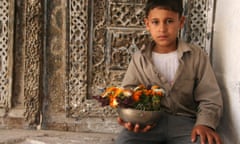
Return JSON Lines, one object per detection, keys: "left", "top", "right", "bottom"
{"left": 144, "top": 8, "right": 185, "bottom": 50}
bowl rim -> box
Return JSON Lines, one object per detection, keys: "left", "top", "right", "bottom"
{"left": 117, "top": 107, "right": 163, "bottom": 126}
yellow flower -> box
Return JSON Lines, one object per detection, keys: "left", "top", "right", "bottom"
{"left": 109, "top": 96, "right": 118, "bottom": 108}
{"left": 151, "top": 85, "right": 160, "bottom": 89}
{"left": 101, "top": 87, "right": 118, "bottom": 98}
{"left": 122, "top": 89, "right": 133, "bottom": 97}
{"left": 152, "top": 88, "right": 165, "bottom": 96}
{"left": 133, "top": 91, "right": 142, "bottom": 102}
{"left": 134, "top": 84, "right": 145, "bottom": 91}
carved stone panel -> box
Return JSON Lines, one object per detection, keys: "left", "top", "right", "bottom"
{"left": 182, "top": 0, "right": 215, "bottom": 54}
{"left": 0, "top": 0, "right": 14, "bottom": 108}
{"left": 67, "top": 0, "right": 149, "bottom": 118}
{"left": 23, "top": 0, "right": 44, "bottom": 126}
{"left": 67, "top": 0, "right": 89, "bottom": 117}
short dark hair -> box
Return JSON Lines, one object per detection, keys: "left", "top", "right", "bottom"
{"left": 145, "top": 0, "right": 183, "bottom": 17}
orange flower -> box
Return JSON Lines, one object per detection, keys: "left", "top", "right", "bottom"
{"left": 144, "top": 89, "right": 152, "bottom": 96}
{"left": 113, "top": 87, "right": 123, "bottom": 98}
{"left": 132, "top": 91, "right": 142, "bottom": 102}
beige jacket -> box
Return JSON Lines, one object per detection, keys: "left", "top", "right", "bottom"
{"left": 121, "top": 40, "right": 223, "bottom": 130}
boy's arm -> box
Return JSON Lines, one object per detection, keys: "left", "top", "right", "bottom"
{"left": 121, "top": 54, "right": 141, "bottom": 88}
{"left": 194, "top": 52, "right": 223, "bottom": 130}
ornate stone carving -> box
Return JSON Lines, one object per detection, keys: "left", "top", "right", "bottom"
{"left": 91, "top": 0, "right": 149, "bottom": 97}
{"left": 182, "top": 0, "right": 215, "bottom": 54}
{"left": 109, "top": 1, "right": 146, "bottom": 27}
{"left": 67, "top": 0, "right": 89, "bottom": 117}
{"left": 0, "top": 0, "right": 13, "bottom": 108}
{"left": 67, "top": 0, "right": 148, "bottom": 117}
{"left": 23, "top": 0, "right": 43, "bottom": 126}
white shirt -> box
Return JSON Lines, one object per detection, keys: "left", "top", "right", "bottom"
{"left": 152, "top": 51, "right": 179, "bottom": 84}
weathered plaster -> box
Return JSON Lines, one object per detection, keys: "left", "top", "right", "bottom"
{"left": 212, "top": 0, "right": 240, "bottom": 143}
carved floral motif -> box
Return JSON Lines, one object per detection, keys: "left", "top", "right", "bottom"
{"left": 23, "top": 0, "right": 43, "bottom": 126}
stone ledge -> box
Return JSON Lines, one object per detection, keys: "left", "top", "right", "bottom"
{"left": 0, "top": 129, "right": 117, "bottom": 144}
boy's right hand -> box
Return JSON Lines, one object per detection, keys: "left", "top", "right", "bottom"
{"left": 117, "top": 117, "right": 155, "bottom": 133}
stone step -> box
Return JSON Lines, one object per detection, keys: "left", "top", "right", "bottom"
{"left": 0, "top": 129, "right": 117, "bottom": 144}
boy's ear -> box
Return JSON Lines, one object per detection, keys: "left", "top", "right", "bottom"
{"left": 179, "top": 16, "right": 185, "bottom": 28}
{"left": 144, "top": 18, "right": 150, "bottom": 31}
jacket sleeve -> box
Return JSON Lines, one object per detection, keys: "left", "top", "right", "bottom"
{"left": 121, "top": 54, "right": 140, "bottom": 88}
{"left": 194, "top": 51, "right": 223, "bottom": 130}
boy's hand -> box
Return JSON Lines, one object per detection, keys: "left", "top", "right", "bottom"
{"left": 117, "top": 117, "right": 155, "bottom": 133}
{"left": 191, "top": 125, "right": 222, "bottom": 144}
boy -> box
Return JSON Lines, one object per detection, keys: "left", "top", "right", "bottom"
{"left": 115, "top": 0, "right": 223, "bottom": 144}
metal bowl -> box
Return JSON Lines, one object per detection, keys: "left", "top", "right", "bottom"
{"left": 117, "top": 108, "right": 163, "bottom": 126}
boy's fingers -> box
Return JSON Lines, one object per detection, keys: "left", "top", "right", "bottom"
{"left": 141, "top": 125, "right": 152, "bottom": 132}
{"left": 117, "top": 117, "right": 133, "bottom": 131}
{"left": 191, "top": 130, "right": 197, "bottom": 142}
{"left": 133, "top": 124, "right": 140, "bottom": 133}
{"left": 125, "top": 122, "right": 133, "bottom": 131}
{"left": 117, "top": 117, "right": 124, "bottom": 126}
{"left": 215, "top": 135, "right": 223, "bottom": 144}
{"left": 117, "top": 118, "right": 156, "bottom": 133}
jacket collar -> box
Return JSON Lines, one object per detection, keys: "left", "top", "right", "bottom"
{"left": 141, "top": 39, "right": 192, "bottom": 60}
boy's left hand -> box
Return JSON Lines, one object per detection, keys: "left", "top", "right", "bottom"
{"left": 191, "top": 125, "right": 222, "bottom": 144}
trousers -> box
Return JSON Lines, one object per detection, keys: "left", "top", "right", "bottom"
{"left": 115, "top": 112, "right": 203, "bottom": 144}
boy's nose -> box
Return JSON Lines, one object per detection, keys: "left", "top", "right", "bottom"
{"left": 158, "top": 23, "right": 167, "bottom": 32}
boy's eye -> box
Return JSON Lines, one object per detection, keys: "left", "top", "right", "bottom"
{"left": 151, "top": 20, "right": 159, "bottom": 25}
{"left": 166, "top": 19, "right": 174, "bottom": 24}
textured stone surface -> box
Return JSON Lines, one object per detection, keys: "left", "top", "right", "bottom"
{"left": 0, "top": 129, "right": 117, "bottom": 144}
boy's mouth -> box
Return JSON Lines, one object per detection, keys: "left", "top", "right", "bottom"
{"left": 157, "top": 35, "right": 168, "bottom": 39}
